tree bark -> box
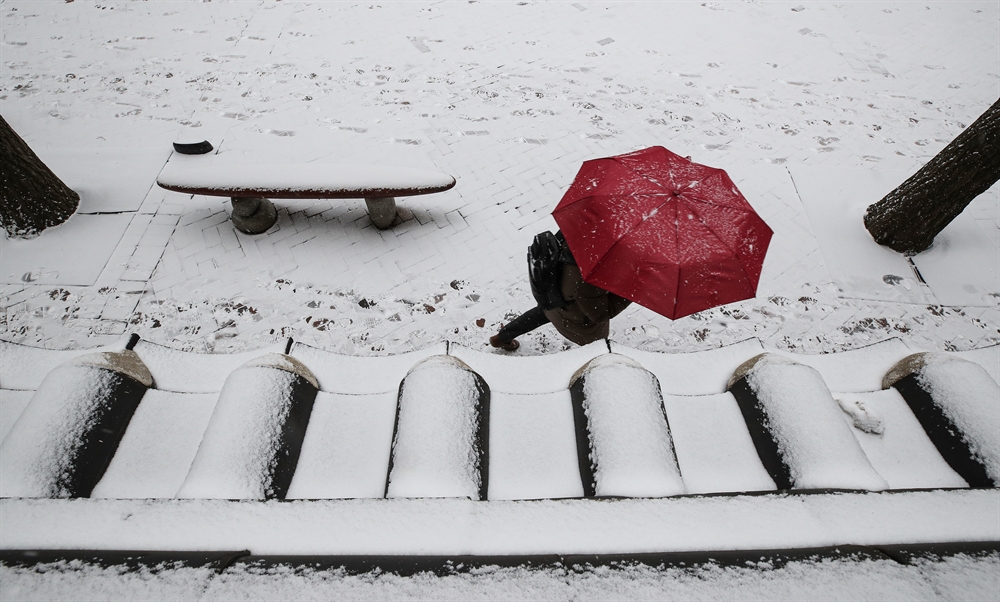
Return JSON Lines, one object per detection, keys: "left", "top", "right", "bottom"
{"left": 0, "top": 115, "right": 80, "bottom": 239}
{"left": 863, "top": 98, "right": 1000, "bottom": 255}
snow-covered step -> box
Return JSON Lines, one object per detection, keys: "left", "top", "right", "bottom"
{"left": 450, "top": 344, "right": 604, "bottom": 500}
{"left": 883, "top": 352, "right": 1000, "bottom": 488}
{"left": 727, "top": 353, "right": 888, "bottom": 491}
{"left": 0, "top": 350, "right": 153, "bottom": 498}
{"left": 1, "top": 339, "right": 131, "bottom": 440}
{"left": 177, "top": 354, "right": 319, "bottom": 500}
{"left": 664, "top": 392, "right": 777, "bottom": 494}
{"left": 609, "top": 340, "right": 776, "bottom": 494}
{"left": 0, "top": 338, "right": 129, "bottom": 391}
{"left": 386, "top": 356, "right": 489, "bottom": 500}
{"left": 487, "top": 390, "right": 583, "bottom": 500}
{"left": 92, "top": 339, "right": 296, "bottom": 499}
{"left": 3, "top": 336, "right": 993, "bottom": 502}
{"left": 132, "top": 339, "right": 289, "bottom": 393}
{"left": 289, "top": 342, "right": 447, "bottom": 394}
{"left": 6, "top": 490, "right": 996, "bottom": 556}
{"left": 570, "top": 354, "right": 685, "bottom": 498}
{"left": 834, "top": 389, "right": 967, "bottom": 490}
{"left": 285, "top": 344, "right": 447, "bottom": 499}
{"left": 450, "top": 341, "right": 606, "bottom": 394}
{"left": 449, "top": 344, "right": 603, "bottom": 500}
{"left": 285, "top": 390, "right": 398, "bottom": 499}
{"left": 611, "top": 338, "right": 765, "bottom": 395}
{"left": 769, "top": 338, "right": 913, "bottom": 393}
{"left": 91, "top": 390, "right": 219, "bottom": 498}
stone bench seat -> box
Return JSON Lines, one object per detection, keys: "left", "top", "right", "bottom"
{"left": 156, "top": 160, "right": 457, "bottom": 233}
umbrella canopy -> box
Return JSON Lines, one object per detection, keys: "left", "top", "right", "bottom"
{"left": 552, "top": 146, "right": 773, "bottom": 320}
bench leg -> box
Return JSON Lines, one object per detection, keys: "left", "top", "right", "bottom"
{"left": 365, "top": 197, "right": 397, "bottom": 229}
{"left": 230, "top": 197, "right": 277, "bottom": 235}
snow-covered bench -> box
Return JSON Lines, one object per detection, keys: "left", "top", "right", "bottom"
{"left": 156, "top": 160, "right": 456, "bottom": 234}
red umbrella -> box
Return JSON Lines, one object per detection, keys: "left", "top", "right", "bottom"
{"left": 552, "top": 146, "right": 772, "bottom": 320}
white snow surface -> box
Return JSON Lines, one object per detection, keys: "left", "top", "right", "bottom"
{"left": 90, "top": 390, "right": 219, "bottom": 499}
{"left": 133, "top": 339, "right": 288, "bottom": 393}
{"left": 1, "top": 1, "right": 996, "bottom": 359}
{"left": 35, "top": 148, "right": 172, "bottom": 213}
{"left": 3, "top": 554, "right": 998, "bottom": 602}
{"left": 790, "top": 167, "right": 1000, "bottom": 306}
{"left": 176, "top": 365, "right": 305, "bottom": 499}
{"left": 953, "top": 344, "right": 1000, "bottom": 391}
{"left": 386, "top": 356, "right": 482, "bottom": 499}
{"left": 916, "top": 354, "right": 1000, "bottom": 484}
{"left": 487, "top": 390, "right": 583, "bottom": 500}
{"left": 772, "top": 338, "right": 913, "bottom": 393}
{"left": 908, "top": 204, "right": 1000, "bottom": 307}
{"left": 664, "top": 392, "right": 777, "bottom": 495}
{"left": 2, "top": 490, "right": 997, "bottom": 555}
{"left": 450, "top": 341, "right": 606, "bottom": 394}
{"left": 0, "top": 339, "right": 126, "bottom": 391}
{"left": 0, "top": 389, "right": 33, "bottom": 443}
{"left": 580, "top": 355, "right": 684, "bottom": 497}
{"left": 285, "top": 390, "right": 397, "bottom": 500}
{"left": 611, "top": 338, "right": 764, "bottom": 395}
{"left": 836, "top": 396, "right": 885, "bottom": 435}
{"left": 289, "top": 341, "right": 445, "bottom": 394}
{"left": 157, "top": 161, "right": 455, "bottom": 196}
{"left": 0, "top": 213, "right": 135, "bottom": 287}
{"left": 745, "top": 355, "right": 888, "bottom": 490}
{"left": 0, "top": 2, "right": 998, "bottom": 593}
{"left": 0, "top": 365, "right": 124, "bottom": 498}
{"left": 836, "top": 390, "right": 967, "bottom": 490}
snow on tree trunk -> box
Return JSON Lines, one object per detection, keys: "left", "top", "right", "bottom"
{"left": 863, "top": 98, "right": 1000, "bottom": 255}
{"left": 0, "top": 115, "right": 80, "bottom": 239}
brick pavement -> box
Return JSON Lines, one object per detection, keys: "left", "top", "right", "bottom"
{"left": 0, "top": 1, "right": 997, "bottom": 355}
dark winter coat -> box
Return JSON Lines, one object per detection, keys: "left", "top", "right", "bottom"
{"left": 543, "top": 264, "right": 632, "bottom": 346}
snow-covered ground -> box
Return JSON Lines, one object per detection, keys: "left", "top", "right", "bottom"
{"left": 1, "top": 0, "right": 997, "bottom": 357}
{"left": 0, "top": 555, "right": 1000, "bottom": 600}
{"left": 3, "top": 552, "right": 999, "bottom": 602}
{"left": 1, "top": 0, "right": 999, "bottom": 598}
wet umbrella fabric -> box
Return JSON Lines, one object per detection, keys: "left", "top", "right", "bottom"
{"left": 552, "top": 146, "right": 773, "bottom": 320}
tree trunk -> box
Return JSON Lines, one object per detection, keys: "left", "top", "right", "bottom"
{"left": 863, "top": 98, "right": 1000, "bottom": 255}
{"left": 0, "top": 115, "right": 80, "bottom": 239}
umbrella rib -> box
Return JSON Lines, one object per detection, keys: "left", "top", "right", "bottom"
{"left": 677, "top": 196, "right": 758, "bottom": 288}
{"left": 557, "top": 192, "right": 652, "bottom": 281}
{"left": 672, "top": 198, "right": 681, "bottom": 317}
{"left": 583, "top": 193, "right": 676, "bottom": 281}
